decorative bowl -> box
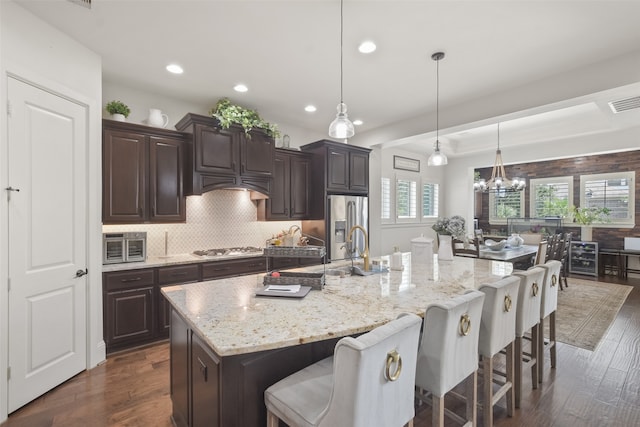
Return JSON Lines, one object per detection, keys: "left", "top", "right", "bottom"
{"left": 484, "top": 239, "right": 507, "bottom": 251}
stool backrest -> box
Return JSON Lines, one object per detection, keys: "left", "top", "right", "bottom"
{"left": 478, "top": 276, "right": 521, "bottom": 357}
{"left": 537, "top": 260, "right": 562, "bottom": 318}
{"left": 534, "top": 241, "right": 548, "bottom": 265}
{"left": 415, "top": 290, "right": 485, "bottom": 397}
{"left": 512, "top": 267, "right": 545, "bottom": 337}
{"left": 321, "top": 313, "right": 422, "bottom": 427}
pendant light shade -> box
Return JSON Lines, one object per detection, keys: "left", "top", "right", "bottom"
{"left": 329, "top": 102, "right": 355, "bottom": 139}
{"left": 328, "top": 0, "right": 355, "bottom": 140}
{"left": 428, "top": 51, "right": 447, "bottom": 166}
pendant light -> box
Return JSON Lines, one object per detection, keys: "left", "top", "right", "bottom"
{"left": 328, "top": 0, "right": 355, "bottom": 140}
{"left": 473, "top": 123, "right": 526, "bottom": 193}
{"left": 428, "top": 52, "right": 448, "bottom": 166}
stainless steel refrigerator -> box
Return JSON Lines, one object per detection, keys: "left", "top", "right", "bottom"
{"left": 327, "top": 195, "right": 368, "bottom": 262}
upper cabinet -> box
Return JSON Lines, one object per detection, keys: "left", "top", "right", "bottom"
{"left": 103, "top": 120, "right": 187, "bottom": 224}
{"left": 175, "top": 113, "right": 274, "bottom": 196}
{"left": 301, "top": 139, "right": 371, "bottom": 195}
{"left": 258, "top": 149, "right": 311, "bottom": 220}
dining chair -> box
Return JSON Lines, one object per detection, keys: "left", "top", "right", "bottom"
{"left": 264, "top": 313, "right": 422, "bottom": 427}
{"left": 511, "top": 267, "right": 545, "bottom": 408}
{"left": 453, "top": 237, "right": 480, "bottom": 258}
{"left": 520, "top": 233, "right": 542, "bottom": 245}
{"left": 535, "top": 260, "right": 562, "bottom": 382}
{"left": 477, "top": 276, "right": 521, "bottom": 427}
{"left": 553, "top": 233, "right": 572, "bottom": 290}
{"left": 415, "top": 290, "right": 485, "bottom": 427}
{"left": 534, "top": 241, "right": 548, "bottom": 265}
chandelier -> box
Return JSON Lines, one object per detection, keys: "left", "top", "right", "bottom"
{"left": 473, "top": 123, "right": 526, "bottom": 193}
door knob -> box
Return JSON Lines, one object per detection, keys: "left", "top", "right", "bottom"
{"left": 75, "top": 269, "right": 88, "bottom": 278}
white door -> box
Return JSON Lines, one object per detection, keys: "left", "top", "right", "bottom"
{"left": 7, "top": 77, "right": 88, "bottom": 412}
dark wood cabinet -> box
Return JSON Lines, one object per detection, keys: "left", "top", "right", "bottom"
{"left": 104, "top": 257, "right": 268, "bottom": 353}
{"left": 301, "top": 140, "right": 370, "bottom": 195}
{"left": 191, "top": 333, "right": 221, "bottom": 427}
{"left": 258, "top": 149, "right": 311, "bottom": 220}
{"left": 175, "top": 113, "right": 274, "bottom": 196}
{"left": 103, "top": 119, "right": 187, "bottom": 224}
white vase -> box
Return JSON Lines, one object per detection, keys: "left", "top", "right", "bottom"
{"left": 112, "top": 113, "right": 125, "bottom": 122}
{"left": 147, "top": 108, "right": 169, "bottom": 128}
{"left": 437, "top": 234, "right": 454, "bottom": 261}
{"left": 581, "top": 226, "right": 593, "bottom": 242}
{"left": 508, "top": 233, "right": 524, "bottom": 247}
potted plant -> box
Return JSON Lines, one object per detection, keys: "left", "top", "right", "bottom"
{"left": 571, "top": 206, "right": 610, "bottom": 241}
{"left": 106, "top": 100, "right": 131, "bottom": 122}
{"left": 210, "top": 98, "right": 279, "bottom": 138}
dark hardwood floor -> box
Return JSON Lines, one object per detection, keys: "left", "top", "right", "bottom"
{"left": 2, "top": 274, "right": 639, "bottom": 427}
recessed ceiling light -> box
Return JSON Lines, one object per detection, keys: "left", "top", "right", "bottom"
{"left": 305, "top": 105, "right": 317, "bottom": 112}
{"left": 234, "top": 84, "right": 248, "bottom": 93}
{"left": 166, "top": 64, "right": 184, "bottom": 74}
{"left": 358, "top": 41, "right": 377, "bottom": 54}
{"left": 353, "top": 119, "right": 363, "bottom": 126}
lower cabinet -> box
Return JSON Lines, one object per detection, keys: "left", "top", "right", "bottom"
{"left": 103, "top": 257, "right": 267, "bottom": 354}
{"left": 191, "top": 333, "right": 221, "bottom": 427}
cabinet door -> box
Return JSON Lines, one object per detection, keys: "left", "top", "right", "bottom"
{"left": 194, "top": 123, "right": 239, "bottom": 175}
{"left": 104, "top": 287, "right": 154, "bottom": 352}
{"left": 157, "top": 264, "right": 200, "bottom": 285}
{"left": 327, "top": 147, "right": 349, "bottom": 191}
{"left": 170, "top": 309, "right": 190, "bottom": 427}
{"left": 103, "top": 129, "right": 146, "bottom": 222}
{"left": 349, "top": 151, "right": 369, "bottom": 192}
{"left": 290, "top": 154, "right": 311, "bottom": 218}
{"left": 191, "top": 332, "right": 221, "bottom": 427}
{"left": 266, "top": 152, "right": 289, "bottom": 219}
{"left": 241, "top": 131, "right": 274, "bottom": 176}
{"left": 149, "top": 136, "right": 186, "bottom": 222}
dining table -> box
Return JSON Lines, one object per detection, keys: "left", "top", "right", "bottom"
{"left": 478, "top": 243, "right": 538, "bottom": 264}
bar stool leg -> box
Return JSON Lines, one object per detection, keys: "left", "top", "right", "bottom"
{"left": 482, "top": 355, "right": 494, "bottom": 427}
{"left": 505, "top": 342, "right": 515, "bottom": 417}
{"left": 550, "top": 311, "right": 557, "bottom": 369}
{"left": 514, "top": 336, "right": 522, "bottom": 408}
{"left": 531, "top": 324, "right": 539, "bottom": 389}
{"left": 538, "top": 316, "right": 545, "bottom": 382}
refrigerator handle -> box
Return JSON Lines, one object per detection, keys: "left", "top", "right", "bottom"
{"left": 347, "top": 200, "right": 355, "bottom": 255}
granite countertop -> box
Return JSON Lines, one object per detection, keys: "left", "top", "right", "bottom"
{"left": 161, "top": 254, "right": 514, "bottom": 357}
{"left": 102, "top": 251, "right": 265, "bottom": 272}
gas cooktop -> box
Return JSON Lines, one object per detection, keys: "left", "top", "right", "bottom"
{"left": 193, "top": 247, "right": 263, "bottom": 257}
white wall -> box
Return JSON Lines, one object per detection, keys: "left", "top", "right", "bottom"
{"left": 0, "top": 1, "right": 103, "bottom": 422}
{"left": 102, "top": 79, "right": 326, "bottom": 149}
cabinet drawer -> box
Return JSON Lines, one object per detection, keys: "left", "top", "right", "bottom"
{"left": 104, "top": 268, "right": 155, "bottom": 291}
{"left": 202, "top": 257, "right": 266, "bottom": 280}
{"left": 158, "top": 264, "right": 200, "bottom": 285}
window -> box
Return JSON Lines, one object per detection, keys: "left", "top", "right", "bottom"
{"left": 489, "top": 190, "right": 524, "bottom": 223}
{"left": 422, "top": 183, "right": 439, "bottom": 218}
{"left": 530, "top": 176, "right": 572, "bottom": 218}
{"left": 396, "top": 178, "right": 417, "bottom": 219}
{"left": 380, "top": 176, "right": 441, "bottom": 223}
{"left": 381, "top": 177, "right": 391, "bottom": 221}
{"left": 580, "top": 172, "right": 635, "bottom": 225}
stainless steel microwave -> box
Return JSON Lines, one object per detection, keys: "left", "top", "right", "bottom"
{"left": 103, "top": 232, "right": 147, "bottom": 264}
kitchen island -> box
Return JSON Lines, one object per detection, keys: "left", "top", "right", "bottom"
{"left": 161, "top": 255, "right": 513, "bottom": 426}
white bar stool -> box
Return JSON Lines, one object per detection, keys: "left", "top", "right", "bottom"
{"left": 415, "top": 290, "right": 486, "bottom": 427}
{"left": 264, "top": 313, "right": 422, "bottom": 427}
{"left": 477, "top": 276, "right": 521, "bottom": 427}
{"left": 536, "top": 260, "right": 562, "bottom": 382}
{"left": 512, "top": 267, "right": 545, "bottom": 408}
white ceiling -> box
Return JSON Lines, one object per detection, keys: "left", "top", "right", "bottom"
{"left": 15, "top": 0, "right": 640, "bottom": 156}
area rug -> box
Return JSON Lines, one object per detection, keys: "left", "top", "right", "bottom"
{"left": 554, "top": 278, "right": 632, "bottom": 351}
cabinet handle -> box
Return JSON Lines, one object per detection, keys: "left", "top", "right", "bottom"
{"left": 212, "top": 267, "right": 231, "bottom": 272}
{"left": 284, "top": 208, "right": 288, "bottom": 216}
{"left": 197, "top": 357, "right": 208, "bottom": 382}
{"left": 170, "top": 272, "right": 189, "bottom": 277}
{"left": 138, "top": 207, "right": 143, "bottom": 217}
{"left": 232, "top": 162, "right": 237, "bottom": 171}
{"left": 121, "top": 277, "right": 142, "bottom": 283}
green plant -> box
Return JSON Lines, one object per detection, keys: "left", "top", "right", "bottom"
{"left": 571, "top": 206, "right": 611, "bottom": 225}
{"left": 210, "top": 98, "right": 279, "bottom": 138}
{"left": 105, "top": 100, "right": 131, "bottom": 117}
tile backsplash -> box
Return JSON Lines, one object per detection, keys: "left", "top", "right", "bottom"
{"left": 102, "top": 190, "right": 300, "bottom": 256}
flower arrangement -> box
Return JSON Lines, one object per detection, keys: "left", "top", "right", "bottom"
{"left": 210, "top": 98, "right": 279, "bottom": 138}
{"left": 432, "top": 215, "right": 466, "bottom": 239}
{"left": 571, "top": 206, "right": 611, "bottom": 225}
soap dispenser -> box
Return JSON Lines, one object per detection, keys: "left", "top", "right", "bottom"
{"left": 390, "top": 246, "right": 403, "bottom": 271}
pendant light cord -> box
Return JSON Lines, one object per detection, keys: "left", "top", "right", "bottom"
{"left": 436, "top": 55, "right": 439, "bottom": 147}
{"left": 340, "top": 0, "right": 344, "bottom": 104}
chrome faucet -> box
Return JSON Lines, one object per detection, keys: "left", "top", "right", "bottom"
{"left": 346, "top": 225, "right": 370, "bottom": 272}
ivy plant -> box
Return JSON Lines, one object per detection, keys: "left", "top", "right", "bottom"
{"left": 209, "top": 98, "right": 279, "bottom": 138}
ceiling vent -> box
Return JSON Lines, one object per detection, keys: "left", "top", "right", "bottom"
{"left": 608, "top": 96, "right": 640, "bottom": 113}
{"left": 68, "top": 0, "right": 91, "bottom": 8}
